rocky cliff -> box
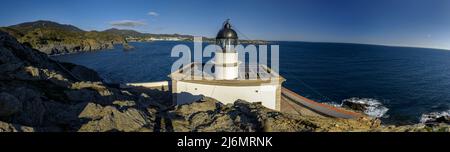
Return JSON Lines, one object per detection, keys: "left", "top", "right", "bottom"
{"left": 0, "top": 31, "right": 449, "bottom": 132}
{"left": 0, "top": 21, "right": 126, "bottom": 55}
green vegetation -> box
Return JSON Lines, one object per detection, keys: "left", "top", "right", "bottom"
{"left": 0, "top": 20, "right": 125, "bottom": 55}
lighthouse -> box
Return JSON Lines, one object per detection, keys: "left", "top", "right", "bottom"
{"left": 214, "top": 20, "right": 239, "bottom": 80}
{"left": 169, "top": 20, "right": 285, "bottom": 110}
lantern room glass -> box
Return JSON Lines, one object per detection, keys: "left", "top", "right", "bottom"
{"left": 216, "top": 38, "right": 238, "bottom": 53}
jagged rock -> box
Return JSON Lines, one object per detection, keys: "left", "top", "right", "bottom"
{"left": 341, "top": 98, "right": 388, "bottom": 118}
{"left": 342, "top": 100, "right": 367, "bottom": 112}
{"left": 9, "top": 87, "right": 46, "bottom": 126}
{"left": 78, "top": 102, "right": 154, "bottom": 132}
{"left": 169, "top": 97, "right": 387, "bottom": 132}
{"left": 169, "top": 98, "right": 296, "bottom": 132}
{"left": 69, "top": 65, "right": 103, "bottom": 82}
{"left": 420, "top": 110, "right": 450, "bottom": 124}
{"left": 24, "top": 66, "right": 39, "bottom": 77}
{"left": 0, "top": 31, "right": 143, "bottom": 131}
{"left": 0, "top": 121, "right": 35, "bottom": 132}
{"left": 113, "top": 100, "right": 136, "bottom": 108}
{"left": 40, "top": 100, "right": 88, "bottom": 130}
{"left": 65, "top": 89, "right": 97, "bottom": 103}
{"left": 169, "top": 97, "right": 235, "bottom": 132}
{"left": 77, "top": 102, "right": 105, "bottom": 120}
{"left": 0, "top": 47, "right": 21, "bottom": 64}
{"left": 0, "top": 63, "right": 23, "bottom": 73}
{"left": 0, "top": 32, "right": 49, "bottom": 66}
{"left": 173, "top": 97, "right": 220, "bottom": 117}
{"left": 71, "top": 81, "right": 112, "bottom": 96}
{"left": 0, "top": 92, "right": 22, "bottom": 117}
{"left": 123, "top": 43, "right": 135, "bottom": 51}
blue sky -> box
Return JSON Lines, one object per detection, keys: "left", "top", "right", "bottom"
{"left": 1, "top": 0, "right": 449, "bottom": 50}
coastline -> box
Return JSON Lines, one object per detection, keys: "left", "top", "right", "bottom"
{"left": 2, "top": 31, "right": 449, "bottom": 132}
{"left": 0, "top": 20, "right": 269, "bottom": 56}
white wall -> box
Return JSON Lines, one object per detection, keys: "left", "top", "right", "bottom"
{"left": 215, "top": 52, "right": 239, "bottom": 80}
{"left": 215, "top": 52, "right": 238, "bottom": 64}
{"left": 175, "top": 81, "right": 277, "bottom": 109}
{"left": 214, "top": 66, "right": 239, "bottom": 80}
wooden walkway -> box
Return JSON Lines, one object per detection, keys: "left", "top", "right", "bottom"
{"left": 281, "top": 87, "right": 363, "bottom": 119}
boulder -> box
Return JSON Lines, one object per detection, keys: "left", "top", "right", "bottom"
{"left": 0, "top": 121, "right": 35, "bottom": 132}
{"left": 123, "top": 43, "right": 135, "bottom": 51}
{"left": 68, "top": 64, "right": 103, "bottom": 82}
{"left": 0, "top": 92, "right": 22, "bottom": 117}
{"left": 420, "top": 110, "right": 450, "bottom": 124}
{"left": 173, "top": 97, "right": 221, "bottom": 117}
{"left": 342, "top": 100, "right": 367, "bottom": 112}
{"left": 113, "top": 100, "right": 136, "bottom": 109}
{"left": 168, "top": 97, "right": 387, "bottom": 132}
{"left": 78, "top": 102, "right": 154, "bottom": 132}
{"left": 341, "top": 98, "right": 388, "bottom": 118}
{"left": 70, "top": 81, "right": 112, "bottom": 96}
{"left": 65, "top": 89, "right": 97, "bottom": 103}
{"left": 9, "top": 87, "right": 46, "bottom": 126}
{"left": 0, "top": 63, "right": 23, "bottom": 73}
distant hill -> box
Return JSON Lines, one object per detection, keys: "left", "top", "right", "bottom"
{"left": 103, "top": 28, "right": 147, "bottom": 37}
{"left": 102, "top": 28, "right": 194, "bottom": 42}
{"left": 0, "top": 20, "right": 125, "bottom": 55}
{"left": 9, "top": 20, "right": 84, "bottom": 33}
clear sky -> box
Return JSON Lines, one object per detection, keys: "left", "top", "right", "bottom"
{"left": 1, "top": 0, "right": 449, "bottom": 50}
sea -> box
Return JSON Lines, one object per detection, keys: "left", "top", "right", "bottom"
{"left": 53, "top": 41, "right": 450, "bottom": 125}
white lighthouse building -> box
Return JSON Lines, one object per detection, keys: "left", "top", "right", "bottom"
{"left": 169, "top": 20, "right": 285, "bottom": 110}
{"left": 214, "top": 20, "right": 240, "bottom": 80}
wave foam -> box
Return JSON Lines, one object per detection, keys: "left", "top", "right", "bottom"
{"left": 420, "top": 110, "right": 450, "bottom": 124}
{"left": 340, "top": 97, "right": 389, "bottom": 118}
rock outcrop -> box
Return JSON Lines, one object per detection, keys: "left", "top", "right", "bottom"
{"left": 0, "top": 92, "right": 22, "bottom": 117}
{"left": 0, "top": 31, "right": 157, "bottom": 132}
{"left": 341, "top": 98, "right": 389, "bottom": 118}
{"left": 0, "top": 31, "right": 449, "bottom": 132}
{"left": 168, "top": 97, "right": 381, "bottom": 132}
{"left": 123, "top": 43, "right": 135, "bottom": 51}
{"left": 420, "top": 110, "right": 450, "bottom": 124}
{"left": 0, "top": 21, "right": 125, "bottom": 55}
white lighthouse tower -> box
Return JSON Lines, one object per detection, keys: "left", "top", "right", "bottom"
{"left": 170, "top": 20, "right": 285, "bottom": 110}
{"left": 214, "top": 20, "right": 239, "bottom": 80}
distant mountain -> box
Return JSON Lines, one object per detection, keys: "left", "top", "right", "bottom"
{"left": 0, "top": 21, "right": 125, "bottom": 55}
{"left": 103, "top": 28, "right": 146, "bottom": 37}
{"left": 9, "top": 20, "right": 84, "bottom": 33}
{"left": 103, "top": 28, "right": 194, "bottom": 42}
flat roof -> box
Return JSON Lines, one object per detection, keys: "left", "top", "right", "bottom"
{"left": 169, "top": 62, "right": 285, "bottom": 86}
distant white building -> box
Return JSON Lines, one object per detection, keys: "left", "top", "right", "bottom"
{"left": 149, "top": 37, "right": 182, "bottom": 41}
{"left": 169, "top": 20, "right": 285, "bottom": 110}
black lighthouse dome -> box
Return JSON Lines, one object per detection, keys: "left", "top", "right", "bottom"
{"left": 216, "top": 20, "right": 239, "bottom": 52}
{"left": 216, "top": 20, "right": 238, "bottom": 39}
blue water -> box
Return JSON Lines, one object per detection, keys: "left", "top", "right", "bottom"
{"left": 53, "top": 41, "right": 450, "bottom": 124}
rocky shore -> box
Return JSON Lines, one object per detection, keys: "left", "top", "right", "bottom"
{"left": 1, "top": 31, "right": 449, "bottom": 132}
{"left": 0, "top": 21, "right": 126, "bottom": 55}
